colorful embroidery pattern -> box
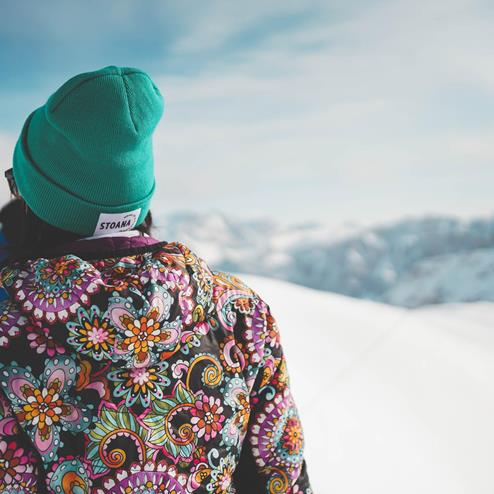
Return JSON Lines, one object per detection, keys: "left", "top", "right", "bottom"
{"left": 66, "top": 305, "right": 115, "bottom": 361}
{"left": 10, "top": 256, "right": 101, "bottom": 323}
{"left": 108, "top": 283, "right": 181, "bottom": 368}
{"left": 0, "top": 240, "right": 311, "bottom": 493}
{"left": 0, "top": 357, "right": 93, "bottom": 463}
{"left": 107, "top": 360, "right": 171, "bottom": 407}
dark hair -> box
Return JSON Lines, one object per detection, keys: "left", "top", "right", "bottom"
{"left": 0, "top": 198, "right": 153, "bottom": 262}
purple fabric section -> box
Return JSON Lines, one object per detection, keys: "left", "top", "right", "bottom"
{"left": 53, "top": 234, "right": 165, "bottom": 258}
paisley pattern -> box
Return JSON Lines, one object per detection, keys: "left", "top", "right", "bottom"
{"left": 47, "top": 457, "right": 92, "bottom": 494}
{"left": 86, "top": 402, "right": 150, "bottom": 477}
{"left": 0, "top": 239, "right": 312, "bottom": 493}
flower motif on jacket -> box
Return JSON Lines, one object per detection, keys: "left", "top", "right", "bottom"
{"left": 206, "top": 452, "right": 236, "bottom": 494}
{"left": 0, "top": 301, "right": 27, "bottom": 349}
{"left": 107, "top": 283, "right": 182, "bottom": 368}
{"left": 0, "top": 439, "right": 38, "bottom": 491}
{"left": 107, "top": 360, "right": 171, "bottom": 408}
{"left": 156, "top": 264, "right": 190, "bottom": 293}
{"left": 95, "top": 461, "right": 189, "bottom": 494}
{"left": 66, "top": 305, "right": 115, "bottom": 361}
{"left": 0, "top": 357, "right": 93, "bottom": 463}
{"left": 250, "top": 388, "right": 305, "bottom": 484}
{"left": 26, "top": 321, "right": 66, "bottom": 357}
{"left": 11, "top": 256, "right": 101, "bottom": 323}
{"left": 190, "top": 394, "right": 225, "bottom": 441}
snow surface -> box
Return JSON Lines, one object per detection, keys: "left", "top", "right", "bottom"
{"left": 235, "top": 273, "right": 494, "bottom": 493}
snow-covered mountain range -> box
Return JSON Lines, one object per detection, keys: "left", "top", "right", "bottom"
{"left": 154, "top": 210, "right": 494, "bottom": 307}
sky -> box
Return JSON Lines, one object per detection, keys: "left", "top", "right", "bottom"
{"left": 1, "top": 0, "right": 493, "bottom": 228}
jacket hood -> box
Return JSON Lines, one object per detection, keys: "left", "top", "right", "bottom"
{"left": 0, "top": 237, "right": 217, "bottom": 369}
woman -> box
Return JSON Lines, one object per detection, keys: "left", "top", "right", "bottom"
{"left": 0, "top": 66, "right": 312, "bottom": 493}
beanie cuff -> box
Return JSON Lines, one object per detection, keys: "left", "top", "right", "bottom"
{"left": 13, "top": 119, "right": 154, "bottom": 236}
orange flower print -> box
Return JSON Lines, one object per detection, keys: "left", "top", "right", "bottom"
{"left": 67, "top": 306, "right": 115, "bottom": 361}
{"left": 191, "top": 394, "right": 225, "bottom": 441}
{"left": 107, "top": 284, "right": 182, "bottom": 368}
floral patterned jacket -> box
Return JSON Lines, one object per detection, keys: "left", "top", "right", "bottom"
{"left": 0, "top": 235, "right": 312, "bottom": 493}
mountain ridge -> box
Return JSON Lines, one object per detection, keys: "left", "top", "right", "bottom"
{"left": 154, "top": 210, "right": 494, "bottom": 307}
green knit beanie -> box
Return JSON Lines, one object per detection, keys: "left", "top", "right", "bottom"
{"left": 13, "top": 65, "right": 164, "bottom": 236}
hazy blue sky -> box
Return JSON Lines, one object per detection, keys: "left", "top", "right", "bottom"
{"left": 1, "top": 0, "right": 493, "bottom": 227}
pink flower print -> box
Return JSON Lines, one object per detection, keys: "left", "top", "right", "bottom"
{"left": 26, "top": 322, "right": 66, "bottom": 357}
{"left": 190, "top": 394, "right": 225, "bottom": 441}
{"left": 0, "top": 440, "right": 37, "bottom": 490}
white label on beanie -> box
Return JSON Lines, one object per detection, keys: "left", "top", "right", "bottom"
{"left": 93, "top": 208, "right": 142, "bottom": 236}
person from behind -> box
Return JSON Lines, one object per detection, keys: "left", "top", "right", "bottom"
{"left": 0, "top": 65, "right": 312, "bottom": 493}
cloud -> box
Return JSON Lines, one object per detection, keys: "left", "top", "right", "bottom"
{"left": 147, "top": 0, "right": 494, "bottom": 224}
{"left": 1, "top": 0, "right": 494, "bottom": 226}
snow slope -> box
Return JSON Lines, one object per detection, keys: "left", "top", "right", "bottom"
{"left": 235, "top": 273, "right": 494, "bottom": 493}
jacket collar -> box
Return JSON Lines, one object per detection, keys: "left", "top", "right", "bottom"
{"left": 77, "top": 229, "right": 146, "bottom": 241}
{"left": 40, "top": 233, "right": 167, "bottom": 261}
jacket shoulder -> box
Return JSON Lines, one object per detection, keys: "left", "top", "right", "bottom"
{"left": 171, "top": 240, "right": 260, "bottom": 298}
{"left": 171, "top": 239, "right": 268, "bottom": 321}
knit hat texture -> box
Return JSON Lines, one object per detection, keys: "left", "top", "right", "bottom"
{"left": 13, "top": 65, "right": 164, "bottom": 236}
